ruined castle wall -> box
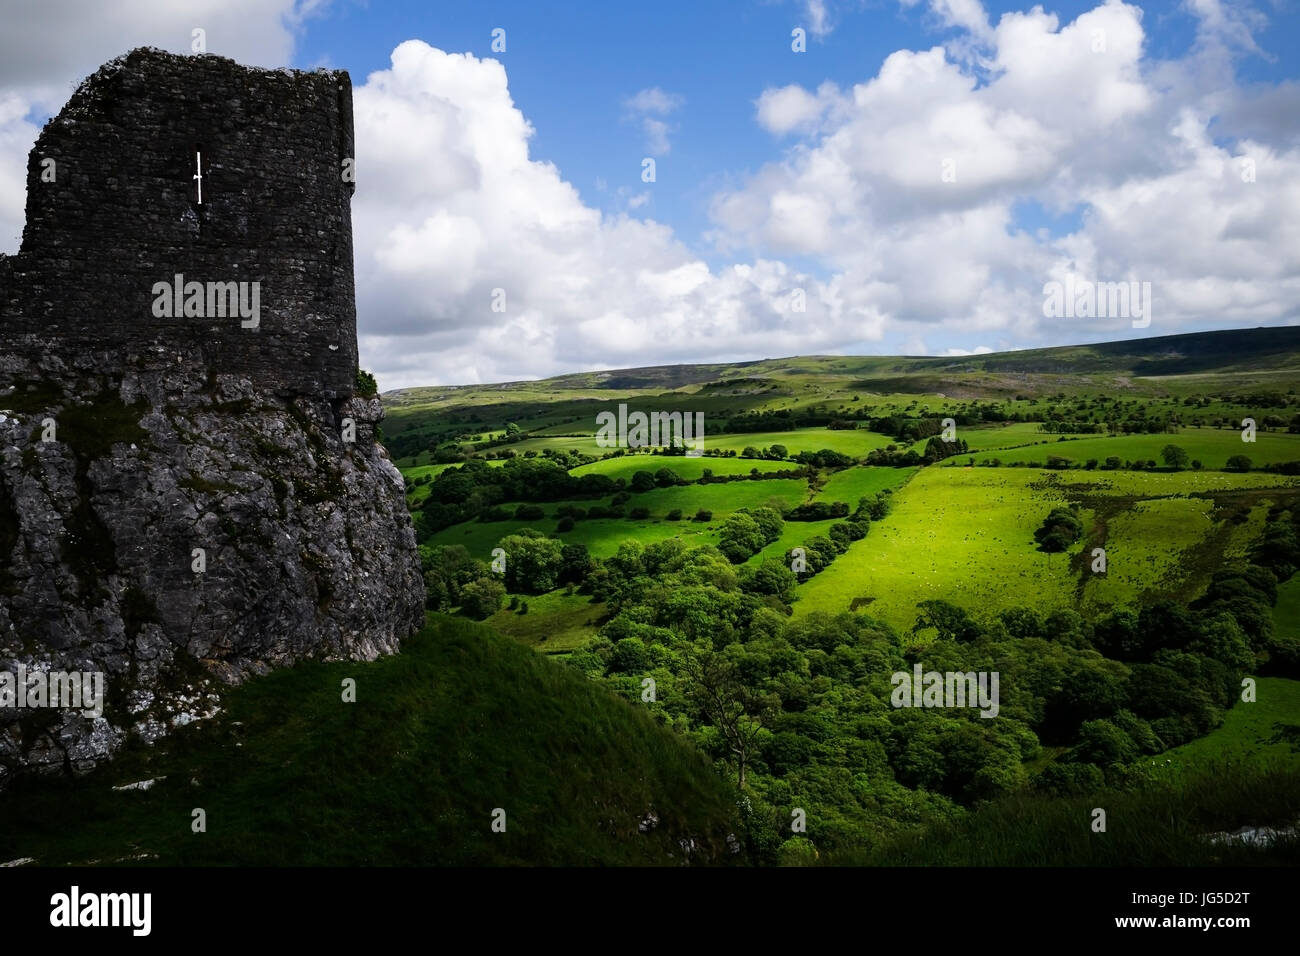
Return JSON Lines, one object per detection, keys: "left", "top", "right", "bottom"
{"left": 0, "top": 48, "right": 358, "bottom": 399}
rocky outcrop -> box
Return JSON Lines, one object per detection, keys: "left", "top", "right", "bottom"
{"left": 0, "top": 50, "right": 424, "bottom": 788}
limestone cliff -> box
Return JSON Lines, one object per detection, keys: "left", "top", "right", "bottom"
{"left": 0, "top": 49, "right": 425, "bottom": 787}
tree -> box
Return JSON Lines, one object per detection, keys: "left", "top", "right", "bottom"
{"left": 1225, "top": 454, "right": 1253, "bottom": 473}
{"left": 1044, "top": 666, "right": 1126, "bottom": 740}
{"left": 737, "top": 506, "right": 784, "bottom": 545}
{"left": 913, "top": 599, "right": 980, "bottom": 642}
{"left": 460, "top": 576, "right": 505, "bottom": 619}
{"left": 630, "top": 470, "right": 656, "bottom": 492}
{"left": 1067, "top": 719, "right": 1138, "bottom": 766}
{"left": 558, "top": 543, "right": 595, "bottom": 585}
{"left": 717, "top": 513, "right": 766, "bottom": 563}
{"left": 768, "top": 444, "right": 788, "bottom": 460}
{"left": 738, "top": 559, "right": 797, "bottom": 603}
{"left": 497, "top": 531, "right": 564, "bottom": 594}
{"left": 684, "top": 647, "right": 771, "bottom": 789}
{"left": 1033, "top": 507, "right": 1083, "bottom": 555}
{"left": 1160, "top": 444, "right": 1189, "bottom": 470}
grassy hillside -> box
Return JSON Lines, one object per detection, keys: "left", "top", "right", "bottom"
{"left": 1153, "top": 677, "right": 1300, "bottom": 768}
{"left": 856, "top": 759, "right": 1300, "bottom": 866}
{"left": 382, "top": 326, "right": 1300, "bottom": 468}
{"left": 0, "top": 615, "right": 744, "bottom": 866}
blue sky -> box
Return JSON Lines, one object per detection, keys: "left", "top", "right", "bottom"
{"left": 290, "top": 0, "right": 1296, "bottom": 263}
{"left": 0, "top": 0, "right": 1297, "bottom": 386}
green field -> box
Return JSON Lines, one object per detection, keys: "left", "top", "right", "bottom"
{"left": 958, "top": 422, "right": 1099, "bottom": 452}
{"left": 1276, "top": 577, "right": 1300, "bottom": 643}
{"left": 697, "top": 428, "right": 896, "bottom": 457}
{"left": 811, "top": 464, "right": 917, "bottom": 504}
{"left": 1147, "top": 677, "right": 1300, "bottom": 770}
{"left": 481, "top": 590, "right": 610, "bottom": 654}
{"left": 966, "top": 428, "right": 1300, "bottom": 468}
{"left": 427, "top": 477, "right": 812, "bottom": 559}
{"left": 793, "top": 466, "right": 1300, "bottom": 630}
{"left": 569, "top": 454, "right": 794, "bottom": 482}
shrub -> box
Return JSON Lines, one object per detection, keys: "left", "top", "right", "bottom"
{"left": 355, "top": 368, "right": 379, "bottom": 397}
{"left": 694, "top": 509, "right": 713, "bottom": 522}
{"left": 459, "top": 576, "right": 505, "bottom": 620}
{"left": 665, "top": 509, "right": 683, "bottom": 521}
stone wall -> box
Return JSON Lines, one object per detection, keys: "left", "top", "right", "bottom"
{"left": 0, "top": 48, "right": 358, "bottom": 398}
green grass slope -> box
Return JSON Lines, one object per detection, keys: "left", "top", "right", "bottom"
{"left": 0, "top": 615, "right": 744, "bottom": 866}
{"left": 1151, "top": 677, "right": 1300, "bottom": 769}
{"left": 854, "top": 760, "right": 1300, "bottom": 866}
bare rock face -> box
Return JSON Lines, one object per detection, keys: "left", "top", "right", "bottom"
{"left": 0, "top": 49, "right": 424, "bottom": 787}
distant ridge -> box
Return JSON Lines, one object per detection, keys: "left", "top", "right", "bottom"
{"left": 387, "top": 326, "right": 1300, "bottom": 397}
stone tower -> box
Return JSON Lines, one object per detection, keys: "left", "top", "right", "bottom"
{"left": 0, "top": 49, "right": 425, "bottom": 787}
{"left": 1, "top": 47, "right": 358, "bottom": 396}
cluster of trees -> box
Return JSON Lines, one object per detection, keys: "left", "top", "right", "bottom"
{"left": 971, "top": 454, "right": 1260, "bottom": 473}
{"left": 863, "top": 436, "right": 972, "bottom": 467}
{"left": 717, "top": 507, "right": 784, "bottom": 563}
{"left": 922, "top": 436, "right": 968, "bottom": 463}
{"left": 785, "top": 501, "right": 850, "bottom": 521}
{"left": 418, "top": 544, "right": 506, "bottom": 620}
{"left": 791, "top": 448, "right": 855, "bottom": 468}
{"left": 697, "top": 467, "right": 811, "bottom": 484}
{"left": 740, "top": 444, "right": 789, "bottom": 460}
{"left": 865, "top": 446, "right": 924, "bottom": 467}
{"left": 1039, "top": 421, "right": 1103, "bottom": 434}
{"left": 868, "top": 414, "right": 947, "bottom": 444}
{"left": 722, "top": 409, "right": 835, "bottom": 433}
{"left": 420, "top": 533, "right": 599, "bottom": 620}
{"left": 629, "top": 468, "right": 690, "bottom": 492}
{"left": 418, "top": 458, "right": 624, "bottom": 534}
{"left": 555, "top": 542, "right": 1281, "bottom": 857}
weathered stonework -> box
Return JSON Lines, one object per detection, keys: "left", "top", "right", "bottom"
{"left": 0, "top": 49, "right": 425, "bottom": 787}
